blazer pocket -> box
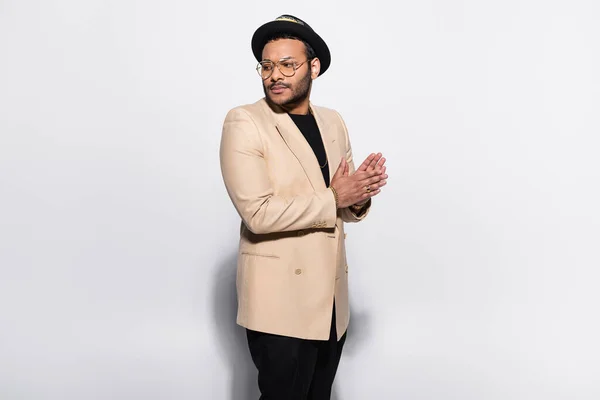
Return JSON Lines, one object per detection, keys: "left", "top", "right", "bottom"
{"left": 240, "top": 251, "right": 280, "bottom": 259}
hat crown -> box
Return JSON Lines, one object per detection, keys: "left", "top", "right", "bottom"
{"left": 275, "top": 15, "right": 309, "bottom": 28}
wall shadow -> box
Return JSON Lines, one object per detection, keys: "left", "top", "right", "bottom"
{"left": 331, "top": 299, "right": 371, "bottom": 399}
{"left": 211, "top": 253, "right": 260, "bottom": 400}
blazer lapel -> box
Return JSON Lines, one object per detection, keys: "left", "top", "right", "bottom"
{"left": 309, "top": 102, "right": 337, "bottom": 186}
{"left": 262, "top": 99, "right": 328, "bottom": 190}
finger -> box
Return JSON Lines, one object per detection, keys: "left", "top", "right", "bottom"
{"left": 356, "top": 177, "right": 385, "bottom": 194}
{"left": 377, "top": 157, "right": 386, "bottom": 168}
{"left": 367, "top": 153, "right": 383, "bottom": 171}
{"left": 369, "top": 174, "right": 388, "bottom": 185}
{"left": 356, "top": 153, "right": 376, "bottom": 172}
{"left": 374, "top": 180, "right": 387, "bottom": 189}
{"left": 362, "top": 178, "right": 386, "bottom": 196}
{"left": 361, "top": 153, "right": 380, "bottom": 172}
{"left": 356, "top": 168, "right": 384, "bottom": 182}
{"left": 352, "top": 171, "right": 371, "bottom": 182}
{"left": 367, "top": 178, "right": 387, "bottom": 190}
{"left": 354, "top": 177, "right": 384, "bottom": 198}
{"left": 357, "top": 189, "right": 381, "bottom": 202}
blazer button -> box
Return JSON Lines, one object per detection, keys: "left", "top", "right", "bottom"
{"left": 295, "top": 269, "right": 302, "bottom": 275}
{"left": 345, "top": 264, "right": 348, "bottom": 272}
{"left": 298, "top": 230, "right": 305, "bottom": 236}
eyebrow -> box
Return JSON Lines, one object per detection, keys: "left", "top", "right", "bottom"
{"left": 262, "top": 56, "right": 297, "bottom": 62}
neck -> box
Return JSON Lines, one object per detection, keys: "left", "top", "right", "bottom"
{"left": 282, "top": 99, "right": 310, "bottom": 115}
{"left": 264, "top": 95, "right": 312, "bottom": 115}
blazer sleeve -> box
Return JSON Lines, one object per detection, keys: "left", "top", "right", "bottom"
{"left": 336, "top": 111, "right": 372, "bottom": 223}
{"left": 219, "top": 107, "right": 338, "bottom": 235}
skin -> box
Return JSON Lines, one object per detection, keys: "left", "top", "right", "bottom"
{"left": 261, "top": 38, "right": 317, "bottom": 115}
{"left": 261, "top": 38, "right": 388, "bottom": 207}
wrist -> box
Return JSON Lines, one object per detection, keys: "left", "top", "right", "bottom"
{"left": 351, "top": 199, "right": 367, "bottom": 208}
{"left": 350, "top": 198, "right": 370, "bottom": 211}
{"left": 349, "top": 203, "right": 363, "bottom": 211}
{"left": 329, "top": 186, "right": 339, "bottom": 208}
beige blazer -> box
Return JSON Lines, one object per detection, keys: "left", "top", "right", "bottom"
{"left": 219, "top": 98, "right": 371, "bottom": 341}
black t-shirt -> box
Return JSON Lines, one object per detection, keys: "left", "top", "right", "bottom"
{"left": 288, "top": 113, "right": 330, "bottom": 186}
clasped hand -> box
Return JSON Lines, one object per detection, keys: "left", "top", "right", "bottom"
{"left": 330, "top": 153, "right": 387, "bottom": 209}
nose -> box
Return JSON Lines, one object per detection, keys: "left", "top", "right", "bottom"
{"left": 269, "top": 64, "right": 284, "bottom": 82}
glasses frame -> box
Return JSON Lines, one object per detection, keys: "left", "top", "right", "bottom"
{"left": 256, "top": 58, "right": 313, "bottom": 80}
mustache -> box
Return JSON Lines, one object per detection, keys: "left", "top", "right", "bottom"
{"left": 270, "top": 82, "right": 289, "bottom": 89}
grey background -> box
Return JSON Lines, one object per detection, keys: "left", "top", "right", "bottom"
{"left": 1, "top": 1, "right": 599, "bottom": 399}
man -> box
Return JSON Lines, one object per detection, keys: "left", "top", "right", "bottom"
{"left": 219, "top": 14, "right": 388, "bottom": 399}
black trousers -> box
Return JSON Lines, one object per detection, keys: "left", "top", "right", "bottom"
{"left": 246, "top": 303, "right": 346, "bottom": 400}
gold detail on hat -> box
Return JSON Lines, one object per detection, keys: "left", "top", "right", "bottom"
{"left": 275, "top": 16, "right": 303, "bottom": 25}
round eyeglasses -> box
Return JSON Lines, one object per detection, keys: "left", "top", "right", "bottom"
{"left": 256, "top": 58, "right": 311, "bottom": 80}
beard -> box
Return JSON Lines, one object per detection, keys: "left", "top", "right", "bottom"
{"left": 263, "top": 69, "right": 312, "bottom": 110}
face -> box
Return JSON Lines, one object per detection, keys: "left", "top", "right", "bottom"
{"left": 260, "top": 38, "right": 320, "bottom": 112}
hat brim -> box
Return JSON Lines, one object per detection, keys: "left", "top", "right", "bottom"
{"left": 251, "top": 21, "right": 331, "bottom": 76}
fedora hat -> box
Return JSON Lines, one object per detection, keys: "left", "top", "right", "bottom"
{"left": 251, "top": 14, "right": 331, "bottom": 76}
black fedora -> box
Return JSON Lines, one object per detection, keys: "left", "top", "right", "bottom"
{"left": 251, "top": 14, "right": 331, "bottom": 76}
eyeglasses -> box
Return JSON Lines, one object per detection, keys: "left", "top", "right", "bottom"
{"left": 256, "top": 58, "right": 311, "bottom": 80}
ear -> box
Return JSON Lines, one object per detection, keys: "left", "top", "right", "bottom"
{"left": 311, "top": 58, "right": 321, "bottom": 79}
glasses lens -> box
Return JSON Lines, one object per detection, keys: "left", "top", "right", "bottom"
{"left": 258, "top": 61, "right": 274, "bottom": 78}
{"left": 279, "top": 60, "right": 296, "bottom": 77}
